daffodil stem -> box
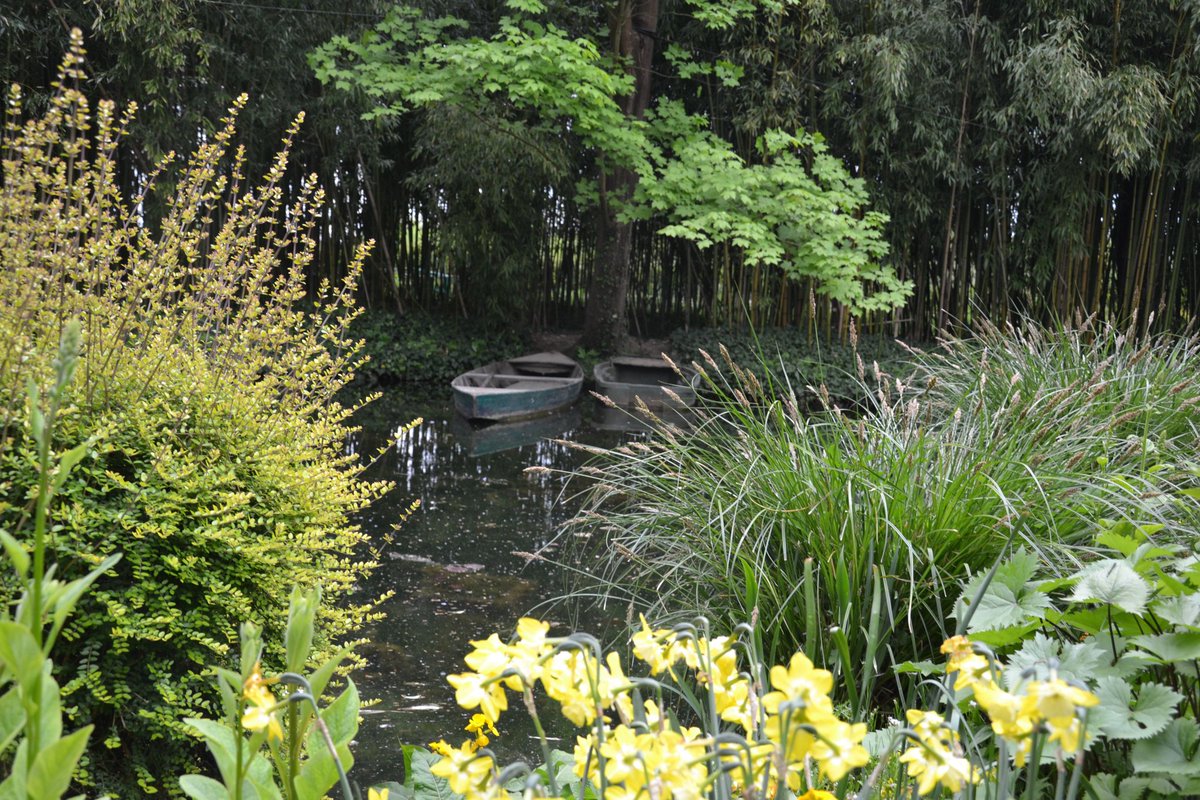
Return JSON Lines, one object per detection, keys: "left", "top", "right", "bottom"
{"left": 523, "top": 687, "right": 558, "bottom": 796}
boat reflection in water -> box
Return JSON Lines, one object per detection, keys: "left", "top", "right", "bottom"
{"left": 449, "top": 405, "right": 583, "bottom": 456}
{"left": 592, "top": 403, "right": 693, "bottom": 433}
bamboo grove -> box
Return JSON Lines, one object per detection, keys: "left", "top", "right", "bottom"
{"left": 3, "top": 0, "right": 1198, "bottom": 338}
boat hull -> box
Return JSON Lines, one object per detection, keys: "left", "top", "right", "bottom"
{"left": 593, "top": 356, "right": 700, "bottom": 409}
{"left": 451, "top": 352, "right": 584, "bottom": 421}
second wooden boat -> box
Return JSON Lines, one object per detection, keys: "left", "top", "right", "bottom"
{"left": 592, "top": 355, "right": 700, "bottom": 409}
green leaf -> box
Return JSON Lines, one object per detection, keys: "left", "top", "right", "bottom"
{"left": 1069, "top": 559, "right": 1150, "bottom": 614}
{"left": 1132, "top": 632, "right": 1200, "bottom": 662}
{"left": 862, "top": 727, "right": 904, "bottom": 759}
{"left": 318, "top": 680, "right": 359, "bottom": 747}
{"left": 1002, "top": 634, "right": 1113, "bottom": 689}
{"left": 292, "top": 742, "right": 351, "bottom": 800}
{"left": 892, "top": 660, "right": 940, "bottom": 676}
{"left": 408, "top": 747, "right": 463, "bottom": 800}
{"left": 185, "top": 718, "right": 242, "bottom": 785}
{"left": 1091, "top": 678, "right": 1180, "bottom": 740}
{"left": 178, "top": 776, "right": 231, "bottom": 800}
{"left": 0, "top": 622, "right": 44, "bottom": 694}
{"left": 0, "top": 687, "right": 24, "bottom": 755}
{"left": 1152, "top": 594, "right": 1200, "bottom": 629}
{"left": 1084, "top": 774, "right": 1144, "bottom": 800}
{"left": 962, "top": 583, "right": 1051, "bottom": 632}
{"left": 50, "top": 442, "right": 91, "bottom": 494}
{"left": 1131, "top": 719, "right": 1200, "bottom": 775}
{"left": 27, "top": 725, "right": 92, "bottom": 800}
{"left": 1, "top": 739, "right": 29, "bottom": 800}
{"left": 0, "top": 529, "right": 29, "bottom": 577}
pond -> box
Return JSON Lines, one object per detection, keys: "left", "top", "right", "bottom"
{"left": 344, "top": 387, "right": 643, "bottom": 786}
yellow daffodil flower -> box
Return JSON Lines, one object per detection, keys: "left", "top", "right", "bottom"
{"left": 898, "top": 710, "right": 981, "bottom": 796}
{"left": 941, "top": 636, "right": 992, "bottom": 690}
{"left": 810, "top": 719, "right": 870, "bottom": 781}
{"left": 631, "top": 615, "right": 677, "bottom": 674}
{"left": 430, "top": 740, "right": 494, "bottom": 795}
{"left": 973, "top": 679, "right": 1034, "bottom": 740}
{"left": 447, "top": 670, "right": 508, "bottom": 724}
{"left": 1020, "top": 678, "right": 1099, "bottom": 722}
{"left": 240, "top": 663, "right": 283, "bottom": 742}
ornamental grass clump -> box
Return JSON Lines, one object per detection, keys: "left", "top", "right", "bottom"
{"left": 556, "top": 322, "right": 1200, "bottom": 710}
{"left": 0, "top": 33, "right": 388, "bottom": 792}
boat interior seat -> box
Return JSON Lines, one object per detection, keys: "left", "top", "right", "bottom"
{"left": 504, "top": 380, "right": 561, "bottom": 391}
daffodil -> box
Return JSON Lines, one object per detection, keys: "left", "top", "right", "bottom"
{"left": 430, "top": 740, "right": 495, "bottom": 795}
{"left": 241, "top": 663, "right": 283, "bottom": 742}
{"left": 1046, "top": 715, "right": 1087, "bottom": 753}
{"left": 810, "top": 719, "right": 869, "bottom": 781}
{"left": 1020, "top": 678, "right": 1099, "bottom": 722}
{"left": 542, "top": 649, "right": 601, "bottom": 726}
{"left": 897, "top": 710, "right": 981, "bottom": 796}
{"left": 631, "top": 615, "right": 677, "bottom": 674}
{"left": 973, "top": 679, "right": 1034, "bottom": 740}
{"left": 465, "top": 634, "right": 521, "bottom": 689}
{"left": 763, "top": 652, "right": 834, "bottom": 714}
{"left": 465, "top": 712, "right": 498, "bottom": 748}
{"left": 940, "top": 636, "right": 991, "bottom": 690}
{"left": 448, "top": 670, "right": 509, "bottom": 724}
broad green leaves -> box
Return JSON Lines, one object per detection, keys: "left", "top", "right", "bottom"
{"left": 1069, "top": 559, "right": 1151, "bottom": 614}
{"left": 311, "top": 1, "right": 910, "bottom": 315}
{"left": 1092, "top": 678, "right": 1180, "bottom": 741}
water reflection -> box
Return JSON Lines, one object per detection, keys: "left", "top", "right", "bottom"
{"left": 345, "top": 389, "right": 627, "bottom": 785}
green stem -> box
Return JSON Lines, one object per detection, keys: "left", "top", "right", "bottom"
{"left": 25, "top": 396, "right": 55, "bottom": 775}
{"left": 523, "top": 687, "right": 558, "bottom": 796}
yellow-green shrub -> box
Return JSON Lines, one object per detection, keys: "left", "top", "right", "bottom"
{"left": 0, "top": 32, "right": 387, "bottom": 792}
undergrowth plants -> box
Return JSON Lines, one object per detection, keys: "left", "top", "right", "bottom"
{"left": 0, "top": 34, "right": 389, "bottom": 791}
{"left": 558, "top": 320, "right": 1200, "bottom": 716}
{"left": 389, "top": 590, "right": 1196, "bottom": 800}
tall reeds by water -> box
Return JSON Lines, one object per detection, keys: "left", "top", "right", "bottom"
{"left": 557, "top": 320, "right": 1200, "bottom": 710}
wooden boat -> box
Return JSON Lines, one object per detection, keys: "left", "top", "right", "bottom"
{"left": 592, "top": 355, "right": 701, "bottom": 409}
{"left": 451, "top": 352, "right": 584, "bottom": 421}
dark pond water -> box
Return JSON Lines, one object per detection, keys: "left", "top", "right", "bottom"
{"left": 343, "top": 388, "right": 643, "bottom": 786}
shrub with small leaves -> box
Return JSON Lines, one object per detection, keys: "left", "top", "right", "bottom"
{"left": 0, "top": 32, "right": 389, "bottom": 793}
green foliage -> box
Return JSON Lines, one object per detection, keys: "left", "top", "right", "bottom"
{"left": 948, "top": 523, "right": 1200, "bottom": 798}
{"left": 350, "top": 311, "right": 530, "bottom": 384}
{"left": 311, "top": 0, "right": 910, "bottom": 316}
{"left": 0, "top": 36, "right": 388, "bottom": 792}
{"left": 668, "top": 324, "right": 911, "bottom": 406}
{"left": 636, "top": 115, "right": 908, "bottom": 312}
{"left": 0, "top": 323, "right": 120, "bottom": 800}
{"left": 180, "top": 587, "right": 359, "bottom": 800}
{"left": 559, "top": 321, "right": 1200, "bottom": 709}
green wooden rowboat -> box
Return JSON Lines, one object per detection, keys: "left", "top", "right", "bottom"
{"left": 451, "top": 352, "right": 584, "bottom": 421}
{"left": 592, "top": 355, "right": 700, "bottom": 409}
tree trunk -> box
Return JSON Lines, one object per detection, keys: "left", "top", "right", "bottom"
{"left": 581, "top": 0, "right": 659, "bottom": 353}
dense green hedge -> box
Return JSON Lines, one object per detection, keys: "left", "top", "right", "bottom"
{"left": 350, "top": 311, "right": 530, "bottom": 384}
{"left": 669, "top": 325, "right": 913, "bottom": 406}
{"left": 0, "top": 46, "right": 387, "bottom": 793}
